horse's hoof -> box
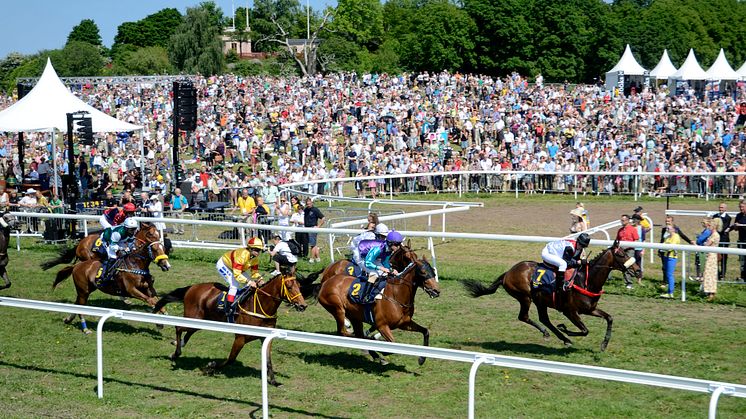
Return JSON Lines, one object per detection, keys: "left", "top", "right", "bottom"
{"left": 156, "top": 323, "right": 164, "bottom": 330}
{"left": 270, "top": 381, "right": 283, "bottom": 388}
{"left": 600, "top": 342, "right": 609, "bottom": 352}
{"left": 557, "top": 324, "right": 567, "bottom": 332}
{"left": 82, "top": 328, "right": 92, "bottom": 335}
{"left": 378, "top": 358, "right": 389, "bottom": 366}
{"left": 563, "top": 341, "right": 573, "bottom": 347}
{"left": 63, "top": 317, "right": 73, "bottom": 325}
{"left": 0, "top": 283, "right": 10, "bottom": 290}
{"left": 543, "top": 333, "right": 551, "bottom": 340}
{"left": 417, "top": 356, "right": 426, "bottom": 366}
{"left": 121, "top": 298, "right": 133, "bottom": 305}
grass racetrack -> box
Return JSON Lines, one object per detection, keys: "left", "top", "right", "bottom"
{"left": 1, "top": 194, "right": 745, "bottom": 418}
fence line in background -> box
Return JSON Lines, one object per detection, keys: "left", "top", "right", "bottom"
{"left": 0, "top": 297, "right": 743, "bottom": 419}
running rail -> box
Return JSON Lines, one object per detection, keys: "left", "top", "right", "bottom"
{"left": 0, "top": 297, "right": 743, "bottom": 419}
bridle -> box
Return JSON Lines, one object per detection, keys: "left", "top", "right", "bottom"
{"left": 239, "top": 274, "right": 304, "bottom": 318}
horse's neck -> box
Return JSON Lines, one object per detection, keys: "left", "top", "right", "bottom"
{"left": 127, "top": 246, "right": 152, "bottom": 269}
{"left": 243, "top": 278, "right": 282, "bottom": 315}
{"left": 587, "top": 253, "right": 613, "bottom": 292}
{"left": 389, "top": 269, "right": 416, "bottom": 305}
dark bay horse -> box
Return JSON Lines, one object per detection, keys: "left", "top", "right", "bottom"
{"left": 152, "top": 274, "right": 307, "bottom": 386}
{"left": 40, "top": 222, "right": 162, "bottom": 272}
{"left": 315, "top": 247, "right": 440, "bottom": 365}
{"left": 53, "top": 240, "right": 171, "bottom": 334}
{"left": 0, "top": 212, "right": 21, "bottom": 290}
{"left": 461, "top": 241, "right": 641, "bottom": 351}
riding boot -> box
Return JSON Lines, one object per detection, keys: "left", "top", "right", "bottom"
{"left": 224, "top": 300, "right": 236, "bottom": 323}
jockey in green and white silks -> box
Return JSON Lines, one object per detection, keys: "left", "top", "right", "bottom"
{"left": 101, "top": 218, "right": 139, "bottom": 260}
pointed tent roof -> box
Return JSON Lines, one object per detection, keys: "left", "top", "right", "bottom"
{"left": 704, "top": 49, "right": 740, "bottom": 80}
{"left": 738, "top": 60, "right": 746, "bottom": 79}
{"left": 606, "top": 44, "right": 647, "bottom": 75}
{"left": 670, "top": 49, "right": 707, "bottom": 80}
{"left": 649, "top": 49, "right": 678, "bottom": 80}
{"left": 0, "top": 59, "right": 142, "bottom": 133}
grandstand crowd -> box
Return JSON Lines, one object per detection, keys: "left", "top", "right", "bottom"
{"left": 1, "top": 71, "right": 746, "bottom": 212}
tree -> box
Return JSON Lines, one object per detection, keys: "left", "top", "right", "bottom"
{"left": 124, "top": 46, "right": 173, "bottom": 75}
{"left": 169, "top": 3, "right": 225, "bottom": 75}
{"left": 251, "top": 0, "right": 305, "bottom": 52}
{"left": 113, "top": 8, "right": 182, "bottom": 49}
{"left": 67, "top": 19, "right": 102, "bottom": 47}
{"left": 56, "top": 41, "right": 105, "bottom": 76}
{"left": 331, "top": 0, "right": 384, "bottom": 50}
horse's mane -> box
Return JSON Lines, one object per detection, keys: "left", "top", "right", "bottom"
{"left": 588, "top": 246, "right": 614, "bottom": 266}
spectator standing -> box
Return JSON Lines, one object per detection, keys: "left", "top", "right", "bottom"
{"left": 659, "top": 225, "right": 681, "bottom": 299}
{"left": 631, "top": 214, "right": 645, "bottom": 282}
{"left": 170, "top": 188, "right": 188, "bottom": 235}
{"left": 726, "top": 201, "right": 746, "bottom": 282}
{"left": 701, "top": 218, "right": 721, "bottom": 301}
{"left": 290, "top": 203, "right": 307, "bottom": 257}
{"left": 711, "top": 202, "right": 731, "bottom": 280}
{"left": 615, "top": 214, "right": 639, "bottom": 289}
{"left": 632, "top": 206, "right": 651, "bottom": 241}
{"left": 275, "top": 195, "right": 292, "bottom": 241}
{"left": 569, "top": 208, "right": 587, "bottom": 233}
{"left": 303, "top": 197, "right": 325, "bottom": 263}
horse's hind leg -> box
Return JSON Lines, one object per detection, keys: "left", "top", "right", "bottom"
{"left": 400, "top": 320, "right": 430, "bottom": 365}
{"left": 588, "top": 308, "right": 613, "bottom": 352}
{"left": 536, "top": 304, "right": 572, "bottom": 347}
{"left": 0, "top": 267, "right": 10, "bottom": 290}
{"left": 517, "top": 296, "right": 550, "bottom": 339}
{"left": 65, "top": 292, "right": 92, "bottom": 334}
{"left": 557, "top": 311, "right": 590, "bottom": 337}
{"left": 170, "top": 326, "right": 197, "bottom": 360}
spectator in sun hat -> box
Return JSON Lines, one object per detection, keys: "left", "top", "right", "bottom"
{"left": 633, "top": 206, "right": 651, "bottom": 241}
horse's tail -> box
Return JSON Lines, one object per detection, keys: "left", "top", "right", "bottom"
{"left": 152, "top": 286, "right": 191, "bottom": 313}
{"left": 460, "top": 273, "right": 505, "bottom": 298}
{"left": 52, "top": 265, "right": 75, "bottom": 289}
{"left": 299, "top": 268, "right": 324, "bottom": 299}
{"left": 41, "top": 247, "right": 77, "bottom": 270}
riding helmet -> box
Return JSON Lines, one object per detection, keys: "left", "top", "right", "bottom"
{"left": 123, "top": 203, "right": 136, "bottom": 212}
{"left": 375, "top": 223, "right": 390, "bottom": 236}
{"left": 247, "top": 237, "right": 264, "bottom": 251}
{"left": 577, "top": 233, "right": 591, "bottom": 247}
{"left": 124, "top": 218, "right": 139, "bottom": 229}
{"left": 386, "top": 230, "right": 404, "bottom": 244}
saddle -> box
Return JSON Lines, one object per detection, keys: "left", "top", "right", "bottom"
{"left": 216, "top": 285, "right": 256, "bottom": 322}
{"left": 531, "top": 263, "right": 577, "bottom": 295}
{"left": 95, "top": 258, "right": 124, "bottom": 290}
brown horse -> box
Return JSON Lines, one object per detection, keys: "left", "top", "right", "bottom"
{"left": 53, "top": 239, "right": 171, "bottom": 334}
{"left": 315, "top": 247, "right": 440, "bottom": 365}
{"left": 152, "top": 274, "right": 307, "bottom": 386}
{"left": 461, "top": 240, "right": 641, "bottom": 351}
{"left": 0, "top": 212, "right": 22, "bottom": 290}
{"left": 40, "top": 222, "right": 162, "bottom": 272}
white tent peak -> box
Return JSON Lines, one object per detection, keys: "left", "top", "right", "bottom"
{"left": 670, "top": 49, "right": 707, "bottom": 80}
{"left": 738, "top": 60, "right": 746, "bottom": 78}
{"left": 0, "top": 59, "right": 142, "bottom": 133}
{"left": 649, "top": 49, "right": 678, "bottom": 80}
{"left": 607, "top": 44, "right": 647, "bottom": 75}
{"left": 704, "top": 48, "right": 740, "bottom": 80}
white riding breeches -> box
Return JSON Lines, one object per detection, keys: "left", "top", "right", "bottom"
{"left": 99, "top": 215, "right": 112, "bottom": 229}
{"left": 541, "top": 248, "right": 567, "bottom": 272}
{"left": 216, "top": 259, "right": 239, "bottom": 298}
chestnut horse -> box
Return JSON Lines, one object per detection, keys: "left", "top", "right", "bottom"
{"left": 315, "top": 247, "right": 440, "bottom": 365}
{"left": 53, "top": 240, "right": 171, "bottom": 334}
{"left": 461, "top": 241, "right": 641, "bottom": 351}
{"left": 0, "top": 212, "right": 22, "bottom": 290}
{"left": 152, "top": 274, "right": 307, "bottom": 386}
{"left": 40, "top": 222, "right": 162, "bottom": 272}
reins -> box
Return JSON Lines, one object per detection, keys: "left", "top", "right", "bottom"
{"left": 237, "top": 275, "right": 302, "bottom": 319}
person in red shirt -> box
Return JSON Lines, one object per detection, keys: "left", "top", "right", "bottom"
{"left": 616, "top": 214, "right": 640, "bottom": 289}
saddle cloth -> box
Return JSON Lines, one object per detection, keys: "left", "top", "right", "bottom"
{"left": 216, "top": 286, "right": 253, "bottom": 311}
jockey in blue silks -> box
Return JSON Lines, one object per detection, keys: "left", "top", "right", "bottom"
{"left": 358, "top": 230, "right": 404, "bottom": 300}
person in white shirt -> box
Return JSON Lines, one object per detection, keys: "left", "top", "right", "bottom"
{"left": 269, "top": 234, "right": 298, "bottom": 276}
{"left": 275, "top": 196, "right": 292, "bottom": 240}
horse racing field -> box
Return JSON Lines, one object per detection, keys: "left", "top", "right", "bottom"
{"left": 1, "top": 194, "right": 745, "bottom": 418}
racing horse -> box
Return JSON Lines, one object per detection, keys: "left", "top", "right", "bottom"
{"left": 461, "top": 240, "right": 641, "bottom": 351}
{"left": 314, "top": 246, "right": 440, "bottom": 365}
{"left": 152, "top": 274, "right": 307, "bottom": 386}
{"left": 40, "top": 222, "right": 162, "bottom": 271}
{"left": 0, "top": 211, "right": 21, "bottom": 290}
{"left": 53, "top": 239, "right": 171, "bottom": 334}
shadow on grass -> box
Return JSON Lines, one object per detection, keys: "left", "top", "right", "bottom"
{"left": 161, "top": 355, "right": 264, "bottom": 379}
{"left": 299, "top": 351, "right": 410, "bottom": 375}
{"left": 459, "top": 339, "right": 585, "bottom": 356}
{"left": 0, "top": 360, "right": 346, "bottom": 419}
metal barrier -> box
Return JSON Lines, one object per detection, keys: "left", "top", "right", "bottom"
{"left": 0, "top": 296, "right": 743, "bottom": 419}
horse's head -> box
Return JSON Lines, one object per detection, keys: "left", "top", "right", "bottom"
{"left": 609, "top": 240, "right": 641, "bottom": 279}
{"left": 0, "top": 212, "right": 20, "bottom": 230}
{"left": 136, "top": 222, "right": 161, "bottom": 244}
{"left": 276, "top": 273, "right": 307, "bottom": 312}
{"left": 414, "top": 257, "right": 440, "bottom": 298}
{"left": 147, "top": 241, "right": 171, "bottom": 271}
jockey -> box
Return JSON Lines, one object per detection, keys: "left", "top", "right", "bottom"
{"left": 217, "top": 237, "right": 265, "bottom": 321}
{"left": 360, "top": 230, "right": 404, "bottom": 299}
{"left": 541, "top": 232, "right": 591, "bottom": 291}
{"left": 99, "top": 218, "right": 139, "bottom": 278}
{"left": 351, "top": 223, "right": 388, "bottom": 271}
{"left": 100, "top": 203, "right": 137, "bottom": 229}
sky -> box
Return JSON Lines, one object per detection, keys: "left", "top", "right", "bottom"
{"left": 0, "top": 0, "right": 336, "bottom": 58}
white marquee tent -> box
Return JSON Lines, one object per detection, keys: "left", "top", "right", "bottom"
{"left": 0, "top": 58, "right": 142, "bottom": 133}
{"left": 649, "top": 49, "right": 678, "bottom": 80}
{"left": 605, "top": 44, "right": 647, "bottom": 90}
{"left": 736, "top": 60, "right": 746, "bottom": 79}
{"left": 704, "top": 49, "right": 740, "bottom": 80}
{"left": 669, "top": 49, "right": 707, "bottom": 81}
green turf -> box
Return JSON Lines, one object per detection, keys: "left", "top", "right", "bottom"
{"left": 1, "top": 192, "right": 746, "bottom": 418}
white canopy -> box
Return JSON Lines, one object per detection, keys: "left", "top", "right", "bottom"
{"left": 669, "top": 49, "right": 707, "bottom": 81}
{"left": 604, "top": 44, "right": 647, "bottom": 90}
{"left": 0, "top": 58, "right": 142, "bottom": 133}
{"left": 704, "top": 49, "right": 740, "bottom": 80}
{"left": 735, "top": 59, "right": 746, "bottom": 79}
{"left": 649, "top": 49, "right": 678, "bottom": 80}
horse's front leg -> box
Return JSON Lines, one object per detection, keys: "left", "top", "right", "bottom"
{"left": 557, "top": 310, "right": 590, "bottom": 337}
{"left": 536, "top": 304, "right": 572, "bottom": 347}
{"left": 122, "top": 282, "right": 159, "bottom": 307}
{"left": 399, "top": 319, "right": 430, "bottom": 365}
{"left": 588, "top": 308, "right": 613, "bottom": 351}
{"left": 0, "top": 267, "right": 11, "bottom": 290}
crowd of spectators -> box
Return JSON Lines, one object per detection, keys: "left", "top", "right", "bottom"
{"left": 1, "top": 70, "right": 746, "bottom": 215}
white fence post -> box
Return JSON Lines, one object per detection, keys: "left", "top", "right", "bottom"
{"left": 468, "top": 356, "right": 494, "bottom": 419}
{"left": 262, "top": 331, "right": 287, "bottom": 419}
{"left": 681, "top": 252, "right": 687, "bottom": 302}
{"left": 96, "top": 311, "right": 120, "bottom": 399}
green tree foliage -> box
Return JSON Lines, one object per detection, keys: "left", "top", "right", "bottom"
{"left": 399, "top": 1, "right": 477, "bottom": 72}
{"left": 169, "top": 2, "right": 225, "bottom": 75}
{"left": 331, "top": 0, "right": 384, "bottom": 50}
{"left": 123, "top": 46, "right": 173, "bottom": 75}
{"left": 112, "top": 8, "right": 182, "bottom": 50}
{"left": 56, "top": 41, "right": 104, "bottom": 76}
{"left": 67, "top": 19, "right": 102, "bottom": 47}
{"left": 251, "top": 0, "right": 304, "bottom": 52}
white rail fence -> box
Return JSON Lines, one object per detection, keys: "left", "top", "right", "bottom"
{"left": 0, "top": 297, "right": 743, "bottom": 419}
